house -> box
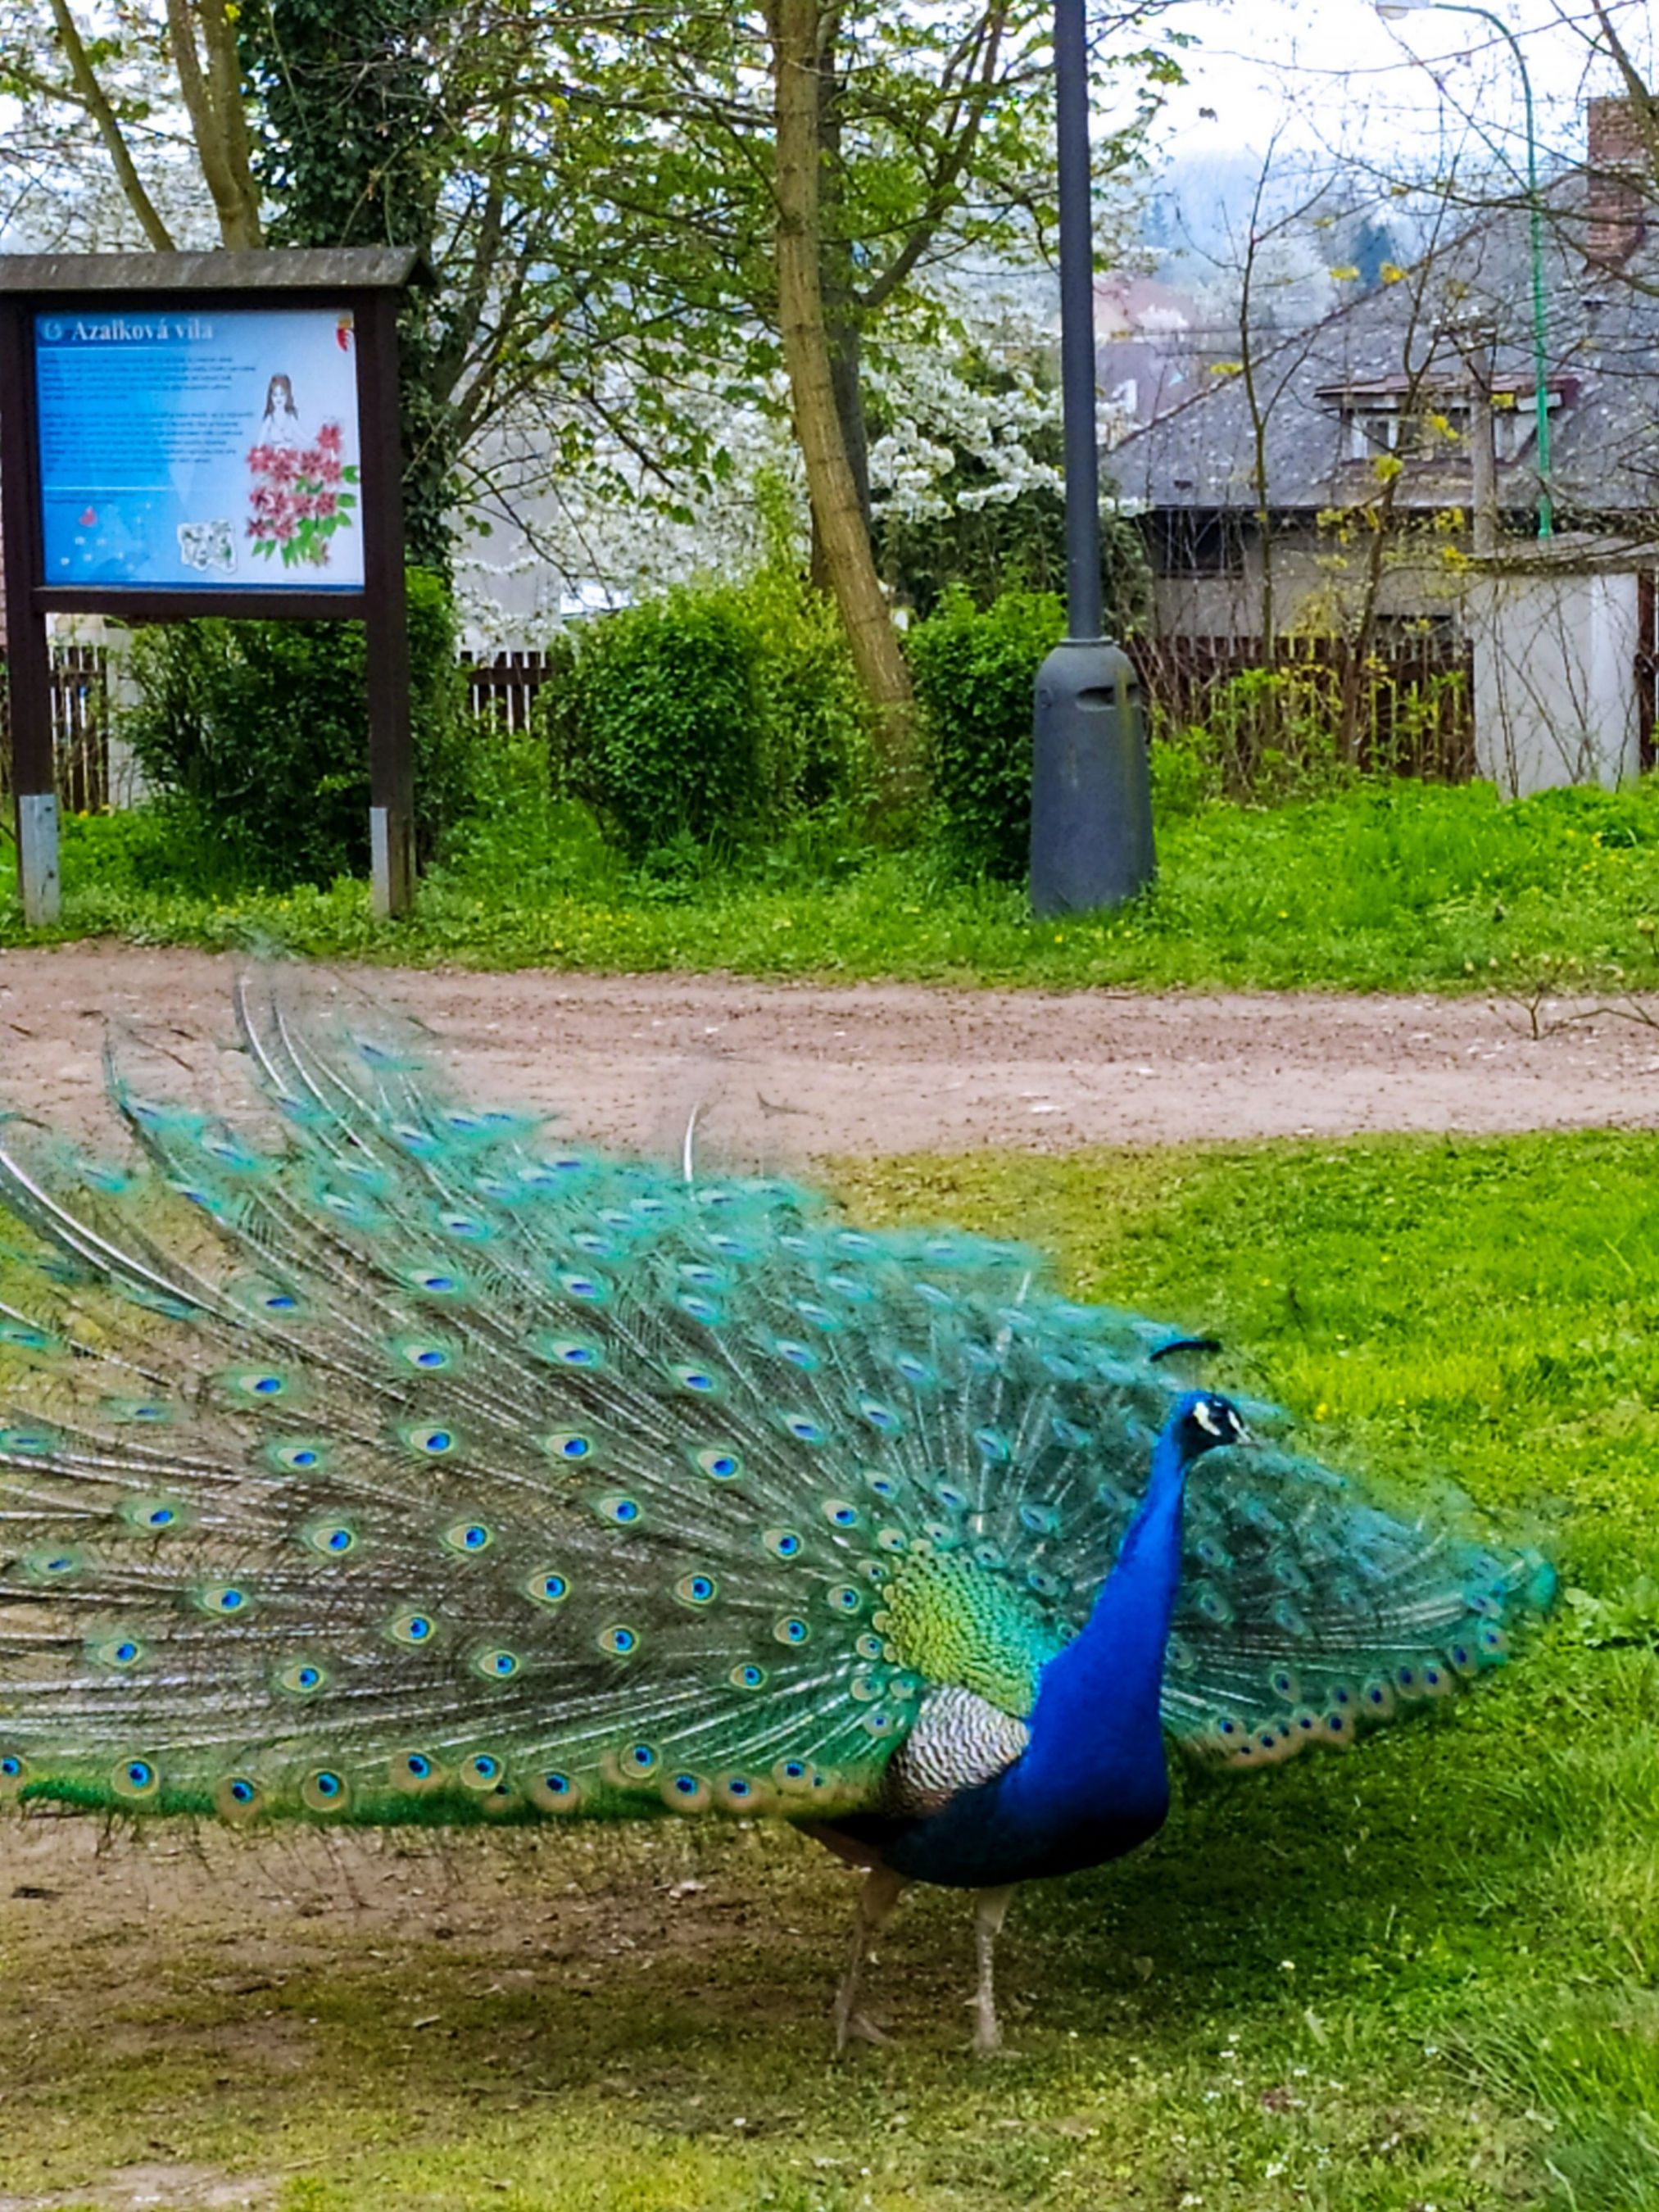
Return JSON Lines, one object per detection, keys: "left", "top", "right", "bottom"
{"left": 1108, "top": 99, "right": 1659, "bottom": 647}
{"left": 1090, "top": 273, "right": 1213, "bottom": 436}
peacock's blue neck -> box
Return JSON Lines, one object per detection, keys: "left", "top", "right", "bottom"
{"left": 882, "top": 1411, "right": 1193, "bottom": 1886}
{"left": 1002, "top": 1416, "right": 1189, "bottom": 1829}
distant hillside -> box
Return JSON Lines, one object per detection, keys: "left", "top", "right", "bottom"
{"left": 1139, "top": 144, "right": 1430, "bottom": 281}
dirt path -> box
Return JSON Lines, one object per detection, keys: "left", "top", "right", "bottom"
{"left": 0, "top": 942, "right": 1655, "bottom": 1158}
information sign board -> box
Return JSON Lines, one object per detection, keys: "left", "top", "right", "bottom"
{"left": 1, "top": 248, "right": 420, "bottom": 925}
{"left": 35, "top": 304, "right": 365, "bottom": 592}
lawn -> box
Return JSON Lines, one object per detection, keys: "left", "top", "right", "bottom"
{"left": 2, "top": 1127, "right": 1656, "bottom": 2211}
{"left": 10, "top": 773, "right": 1659, "bottom": 994}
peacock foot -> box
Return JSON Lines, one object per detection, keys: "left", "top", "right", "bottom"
{"left": 833, "top": 2004, "right": 895, "bottom": 2053}
{"left": 830, "top": 1862, "right": 909, "bottom": 2056}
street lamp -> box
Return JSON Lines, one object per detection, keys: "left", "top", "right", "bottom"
{"left": 1376, "top": 0, "right": 1553, "bottom": 537}
{"left": 1028, "top": 0, "right": 1155, "bottom": 917}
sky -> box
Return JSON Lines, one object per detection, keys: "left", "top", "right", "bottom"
{"left": 1144, "top": 0, "right": 1652, "bottom": 179}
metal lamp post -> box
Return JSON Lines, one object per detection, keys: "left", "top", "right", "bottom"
{"left": 1028, "top": 0, "right": 1154, "bottom": 918}
{"left": 1376, "top": 0, "right": 1553, "bottom": 537}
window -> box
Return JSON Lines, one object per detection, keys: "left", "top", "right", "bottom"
{"left": 1343, "top": 398, "right": 1471, "bottom": 463}
{"left": 1328, "top": 382, "right": 1562, "bottom": 469}
{"left": 1147, "top": 510, "right": 1247, "bottom": 577}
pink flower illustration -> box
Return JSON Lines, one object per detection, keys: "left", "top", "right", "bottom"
{"left": 244, "top": 417, "right": 358, "bottom": 571}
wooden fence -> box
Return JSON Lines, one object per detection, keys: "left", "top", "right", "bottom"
{"left": 466, "top": 650, "right": 552, "bottom": 733}
{"left": 461, "top": 635, "right": 1478, "bottom": 788}
{"left": 0, "top": 644, "right": 554, "bottom": 815}
{"left": 1128, "top": 632, "right": 1478, "bottom": 786}
{"left": 0, "top": 642, "right": 111, "bottom": 814}
{"left": 0, "top": 630, "right": 1494, "bottom": 821}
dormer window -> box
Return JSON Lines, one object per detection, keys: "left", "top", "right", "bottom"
{"left": 1318, "top": 378, "right": 1566, "bottom": 467}
{"left": 1341, "top": 397, "right": 1471, "bottom": 461}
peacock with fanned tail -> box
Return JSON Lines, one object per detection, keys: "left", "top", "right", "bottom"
{"left": 0, "top": 980, "right": 1553, "bottom": 2052}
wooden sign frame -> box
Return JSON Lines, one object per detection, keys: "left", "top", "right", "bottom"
{"left": 0, "top": 248, "right": 421, "bottom": 922}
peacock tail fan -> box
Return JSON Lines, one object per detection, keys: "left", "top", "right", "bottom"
{"left": 0, "top": 976, "right": 1552, "bottom": 1831}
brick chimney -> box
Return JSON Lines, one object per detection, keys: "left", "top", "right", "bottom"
{"left": 1585, "top": 94, "right": 1652, "bottom": 267}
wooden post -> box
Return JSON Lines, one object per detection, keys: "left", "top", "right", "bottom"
{"left": 1469, "top": 339, "right": 1499, "bottom": 561}
{"left": 354, "top": 288, "right": 413, "bottom": 919}
{"left": 0, "top": 298, "right": 60, "bottom": 923}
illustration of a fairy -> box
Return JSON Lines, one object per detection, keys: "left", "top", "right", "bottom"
{"left": 261, "top": 374, "right": 301, "bottom": 447}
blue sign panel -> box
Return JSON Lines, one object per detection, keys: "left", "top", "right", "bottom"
{"left": 36, "top": 305, "right": 365, "bottom": 590}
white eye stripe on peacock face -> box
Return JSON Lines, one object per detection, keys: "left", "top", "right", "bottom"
{"left": 1179, "top": 1393, "right": 1247, "bottom": 1456}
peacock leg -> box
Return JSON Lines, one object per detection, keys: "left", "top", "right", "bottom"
{"left": 969, "top": 1884, "right": 1016, "bottom": 2056}
{"left": 832, "top": 1863, "right": 909, "bottom": 2053}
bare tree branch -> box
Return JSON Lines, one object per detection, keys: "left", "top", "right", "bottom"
{"left": 46, "top": 0, "right": 177, "bottom": 247}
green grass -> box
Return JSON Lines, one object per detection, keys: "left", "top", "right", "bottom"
{"left": 4, "top": 1127, "right": 1658, "bottom": 2210}
{"left": 16, "top": 773, "right": 1659, "bottom": 991}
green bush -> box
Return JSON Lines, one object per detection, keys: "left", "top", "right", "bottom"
{"left": 533, "top": 571, "right": 875, "bottom": 863}
{"left": 403, "top": 571, "right": 478, "bottom": 850}
{"left": 433, "top": 732, "right": 626, "bottom": 899}
{"left": 1148, "top": 659, "right": 1476, "bottom": 810}
{"left": 907, "top": 587, "right": 1066, "bottom": 878}
{"left": 120, "top": 569, "right": 473, "bottom": 888}
{"left": 535, "top": 592, "right": 768, "bottom": 862}
{"left": 740, "top": 561, "right": 877, "bottom": 821}
{"left": 1151, "top": 663, "right": 1353, "bottom": 809}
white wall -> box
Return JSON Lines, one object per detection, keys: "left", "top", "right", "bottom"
{"left": 1151, "top": 531, "right": 1466, "bottom": 641}
{"left": 1469, "top": 563, "right": 1641, "bottom": 796}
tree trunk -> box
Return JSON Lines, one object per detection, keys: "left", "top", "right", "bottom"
{"left": 809, "top": 320, "right": 871, "bottom": 590}
{"left": 1339, "top": 462, "right": 1403, "bottom": 767}
{"left": 769, "top": 0, "right": 913, "bottom": 757}
{"left": 1237, "top": 245, "right": 1274, "bottom": 655}
{"left": 165, "top": 0, "right": 263, "bottom": 248}
{"left": 816, "top": 46, "right": 873, "bottom": 529}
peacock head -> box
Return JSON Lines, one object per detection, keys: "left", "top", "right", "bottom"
{"left": 1167, "top": 1389, "right": 1249, "bottom": 1466}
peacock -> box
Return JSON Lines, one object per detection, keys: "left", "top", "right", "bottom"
{"left": 0, "top": 977, "right": 1553, "bottom": 2053}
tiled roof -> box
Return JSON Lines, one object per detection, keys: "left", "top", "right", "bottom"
{"left": 1107, "top": 177, "right": 1659, "bottom": 521}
